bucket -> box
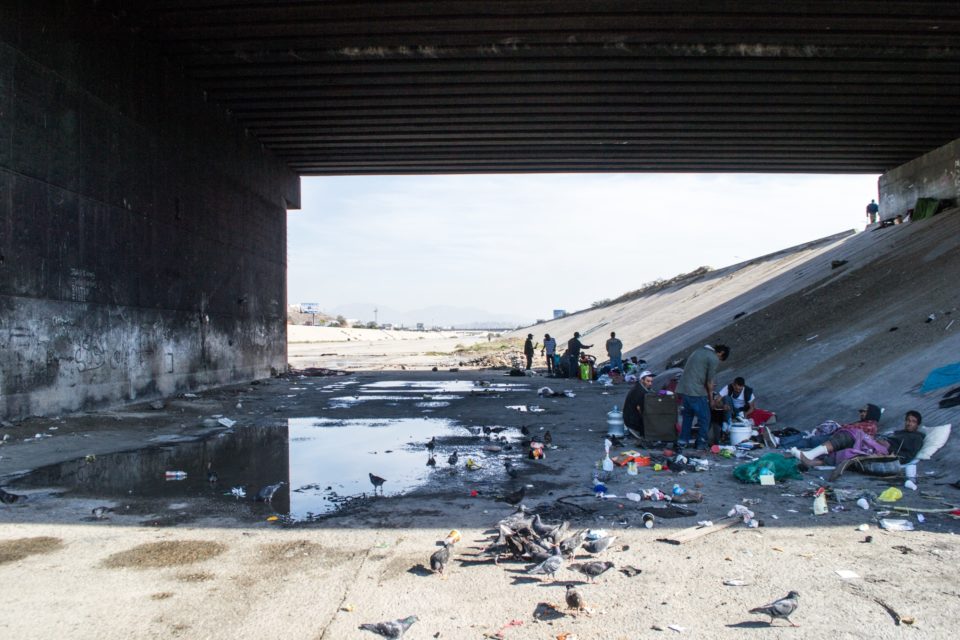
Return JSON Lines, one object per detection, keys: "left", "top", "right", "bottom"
{"left": 729, "top": 423, "right": 752, "bottom": 445}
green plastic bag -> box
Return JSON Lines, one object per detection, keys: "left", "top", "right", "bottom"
{"left": 733, "top": 453, "right": 802, "bottom": 484}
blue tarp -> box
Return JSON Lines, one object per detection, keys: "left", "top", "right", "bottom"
{"left": 921, "top": 362, "right": 960, "bottom": 393}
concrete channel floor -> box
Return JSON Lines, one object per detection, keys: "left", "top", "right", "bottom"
{"left": 0, "top": 369, "right": 958, "bottom": 639}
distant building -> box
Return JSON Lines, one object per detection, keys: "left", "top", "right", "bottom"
{"left": 300, "top": 302, "right": 322, "bottom": 315}
{"left": 416, "top": 323, "right": 425, "bottom": 331}
{"left": 553, "top": 309, "right": 567, "bottom": 319}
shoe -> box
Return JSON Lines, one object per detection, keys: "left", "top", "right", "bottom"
{"left": 761, "top": 427, "right": 779, "bottom": 449}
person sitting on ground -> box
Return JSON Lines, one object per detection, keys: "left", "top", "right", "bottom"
{"left": 716, "top": 376, "right": 757, "bottom": 423}
{"left": 622, "top": 370, "right": 656, "bottom": 439}
{"left": 768, "top": 404, "right": 882, "bottom": 449}
{"left": 788, "top": 410, "right": 924, "bottom": 468}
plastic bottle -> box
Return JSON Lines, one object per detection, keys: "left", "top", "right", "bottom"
{"left": 672, "top": 483, "right": 686, "bottom": 496}
{"left": 164, "top": 470, "right": 188, "bottom": 480}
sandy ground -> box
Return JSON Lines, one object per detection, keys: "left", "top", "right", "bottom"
{"left": 1, "top": 345, "right": 958, "bottom": 639}
{"left": 288, "top": 326, "right": 509, "bottom": 370}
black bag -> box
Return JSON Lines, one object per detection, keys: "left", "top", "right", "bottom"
{"left": 642, "top": 394, "right": 678, "bottom": 441}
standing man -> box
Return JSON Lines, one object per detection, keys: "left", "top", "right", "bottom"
{"left": 623, "top": 370, "right": 656, "bottom": 439}
{"left": 523, "top": 334, "right": 535, "bottom": 370}
{"left": 676, "top": 343, "right": 730, "bottom": 449}
{"left": 866, "top": 199, "right": 880, "bottom": 224}
{"left": 542, "top": 333, "right": 557, "bottom": 375}
{"left": 566, "top": 332, "right": 593, "bottom": 379}
{"left": 605, "top": 331, "right": 624, "bottom": 372}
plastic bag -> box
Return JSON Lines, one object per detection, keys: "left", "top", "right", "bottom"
{"left": 733, "top": 453, "right": 802, "bottom": 484}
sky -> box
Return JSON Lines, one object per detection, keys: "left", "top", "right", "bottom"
{"left": 287, "top": 173, "right": 879, "bottom": 324}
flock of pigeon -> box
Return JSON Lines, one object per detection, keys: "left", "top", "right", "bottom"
{"left": 358, "top": 502, "right": 799, "bottom": 637}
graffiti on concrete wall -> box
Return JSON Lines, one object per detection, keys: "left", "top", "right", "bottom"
{"left": 68, "top": 268, "right": 96, "bottom": 302}
{"left": 75, "top": 334, "right": 106, "bottom": 372}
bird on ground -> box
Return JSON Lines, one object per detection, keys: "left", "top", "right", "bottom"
{"left": 582, "top": 535, "right": 617, "bottom": 554}
{"left": 426, "top": 455, "right": 436, "bottom": 467}
{"left": 206, "top": 462, "right": 218, "bottom": 483}
{"left": 254, "top": 481, "right": 286, "bottom": 503}
{"left": 430, "top": 542, "right": 452, "bottom": 575}
{"left": 358, "top": 615, "right": 418, "bottom": 638}
{"left": 0, "top": 487, "right": 24, "bottom": 504}
{"left": 559, "top": 529, "right": 588, "bottom": 558}
{"left": 531, "top": 513, "right": 561, "bottom": 538}
{"left": 499, "top": 486, "right": 526, "bottom": 506}
{"left": 369, "top": 473, "right": 387, "bottom": 494}
{"left": 483, "top": 426, "right": 493, "bottom": 437}
{"left": 520, "top": 425, "right": 530, "bottom": 436}
{"left": 526, "top": 545, "right": 563, "bottom": 581}
{"left": 504, "top": 460, "right": 520, "bottom": 479}
{"left": 569, "top": 560, "right": 615, "bottom": 583}
{"left": 749, "top": 591, "right": 800, "bottom": 627}
{"left": 447, "top": 450, "right": 459, "bottom": 466}
{"left": 565, "top": 584, "right": 586, "bottom": 611}
{"left": 91, "top": 506, "right": 114, "bottom": 519}
{"left": 543, "top": 430, "right": 553, "bottom": 446}
{"left": 426, "top": 437, "right": 436, "bottom": 452}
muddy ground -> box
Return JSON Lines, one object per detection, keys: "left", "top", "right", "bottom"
{"left": 1, "top": 349, "right": 958, "bottom": 639}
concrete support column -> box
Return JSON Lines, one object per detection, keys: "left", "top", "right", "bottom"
{"left": 879, "top": 138, "right": 960, "bottom": 220}
{"left": 0, "top": 2, "right": 300, "bottom": 419}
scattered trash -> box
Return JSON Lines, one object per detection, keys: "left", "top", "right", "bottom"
{"left": 835, "top": 569, "right": 859, "bottom": 580}
{"left": 904, "top": 480, "right": 918, "bottom": 491}
{"left": 642, "top": 512, "right": 655, "bottom": 528}
{"left": 723, "top": 579, "right": 748, "bottom": 586}
{"left": 879, "top": 519, "right": 915, "bottom": 531}
{"left": 217, "top": 417, "right": 237, "bottom": 428}
{"left": 856, "top": 498, "right": 870, "bottom": 510}
{"left": 857, "top": 524, "right": 870, "bottom": 532}
{"left": 164, "top": 470, "right": 188, "bottom": 480}
{"left": 813, "top": 488, "right": 828, "bottom": 515}
{"left": 444, "top": 530, "right": 462, "bottom": 544}
{"left": 697, "top": 520, "right": 714, "bottom": 527}
{"left": 667, "top": 624, "right": 686, "bottom": 633}
{"left": 916, "top": 514, "right": 926, "bottom": 523}
{"left": 230, "top": 486, "right": 246, "bottom": 499}
{"left": 877, "top": 487, "right": 903, "bottom": 502}
{"left": 619, "top": 565, "right": 642, "bottom": 577}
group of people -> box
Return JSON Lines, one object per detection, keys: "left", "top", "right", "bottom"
{"left": 524, "top": 330, "right": 603, "bottom": 379}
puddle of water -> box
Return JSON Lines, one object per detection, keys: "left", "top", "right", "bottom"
{"left": 9, "top": 418, "right": 512, "bottom": 521}
{"left": 363, "top": 380, "right": 527, "bottom": 393}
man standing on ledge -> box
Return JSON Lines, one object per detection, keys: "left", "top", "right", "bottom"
{"left": 675, "top": 343, "right": 730, "bottom": 449}
{"left": 606, "top": 331, "right": 623, "bottom": 372}
{"left": 866, "top": 199, "right": 880, "bottom": 224}
{"left": 567, "top": 332, "right": 593, "bottom": 379}
{"left": 542, "top": 333, "right": 557, "bottom": 375}
{"left": 523, "top": 334, "right": 535, "bottom": 370}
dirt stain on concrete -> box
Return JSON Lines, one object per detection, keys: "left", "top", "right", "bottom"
{"left": 0, "top": 536, "right": 63, "bottom": 564}
{"left": 102, "top": 540, "right": 226, "bottom": 569}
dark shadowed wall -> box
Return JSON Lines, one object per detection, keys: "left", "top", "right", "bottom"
{"left": 0, "top": 2, "right": 300, "bottom": 419}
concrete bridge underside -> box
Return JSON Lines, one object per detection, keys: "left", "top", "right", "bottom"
{"left": 1, "top": 1, "right": 959, "bottom": 419}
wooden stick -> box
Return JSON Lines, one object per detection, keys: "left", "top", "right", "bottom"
{"left": 657, "top": 517, "right": 738, "bottom": 545}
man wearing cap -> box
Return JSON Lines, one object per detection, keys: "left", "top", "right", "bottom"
{"left": 623, "top": 370, "right": 656, "bottom": 439}
{"left": 566, "top": 332, "right": 593, "bottom": 379}
{"left": 542, "top": 333, "right": 557, "bottom": 375}
{"left": 676, "top": 343, "right": 730, "bottom": 449}
{"left": 523, "top": 334, "right": 535, "bottom": 370}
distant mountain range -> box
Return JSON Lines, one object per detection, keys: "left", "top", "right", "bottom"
{"left": 324, "top": 303, "right": 529, "bottom": 329}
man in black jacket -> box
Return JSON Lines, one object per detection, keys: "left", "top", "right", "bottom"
{"left": 623, "top": 370, "right": 655, "bottom": 438}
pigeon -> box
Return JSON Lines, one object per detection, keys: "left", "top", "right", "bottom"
{"left": 255, "top": 481, "right": 285, "bottom": 503}
{"left": 430, "top": 542, "right": 452, "bottom": 575}
{"left": 91, "top": 506, "right": 114, "bottom": 520}
{"left": 569, "top": 560, "right": 615, "bottom": 583}
{"left": 559, "top": 529, "right": 588, "bottom": 558}
{"left": 426, "top": 437, "right": 436, "bottom": 452}
{"left": 369, "top": 473, "right": 387, "bottom": 494}
{"left": 565, "top": 584, "right": 586, "bottom": 611}
{"left": 543, "top": 430, "right": 553, "bottom": 446}
{"left": 520, "top": 425, "right": 531, "bottom": 436}
{"left": 448, "top": 450, "right": 459, "bottom": 466}
{"left": 531, "top": 514, "right": 560, "bottom": 538}
{"left": 426, "top": 455, "right": 436, "bottom": 467}
{"left": 582, "top": 535, "right": 617, "bottom": 554}
{"left": 749, "top": 591, "right": 800, "bottom": 627}
{"left": 206, "top": 462, "right": 219, "bottom": 483}
{"left": 483, "top": 426, "right": 493, "bottom": 437}
{"left": 0, "top": 488, "right": 24, "bottom": 504}
{"left": 499, "top": 486, "right": 526, "bottom": 506}
{"left": 359, "top": 615, "right": 418, "bottom": 638}
{"left": 526, "top": 546, "right": 563, "bottom": 581}
{"left": 504, "top": 460, "right": 520, "bottom": 479}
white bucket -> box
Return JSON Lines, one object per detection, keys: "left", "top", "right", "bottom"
{"left": 729, "top": 424, "right": 752, "bottom": 445}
